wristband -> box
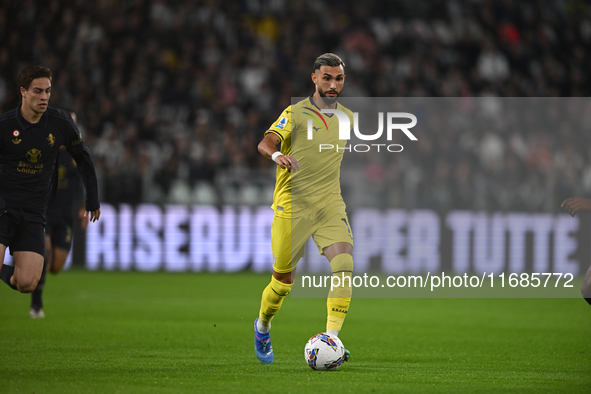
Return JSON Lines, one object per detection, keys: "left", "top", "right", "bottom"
{"left": 272, "top": 152, "right": 283, "bottom": 162}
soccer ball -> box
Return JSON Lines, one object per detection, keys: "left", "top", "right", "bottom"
{"left": 304, "top": 333, "right": 345, "bottom": 371}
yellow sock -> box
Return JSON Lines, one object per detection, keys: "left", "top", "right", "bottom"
{"left": 259, "top": 276, "right": 292, "bottom": 326}
{"left": 327, "top": 253, "right": 353, "bottom": 333}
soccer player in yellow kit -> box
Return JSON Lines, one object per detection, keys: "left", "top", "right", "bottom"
{"left": 254, "top": 53, "right": 354, "bottom": 364}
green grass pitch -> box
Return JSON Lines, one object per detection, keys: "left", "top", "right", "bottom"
{"left": 1, "top": 270, "right": 590, "bottom": 393}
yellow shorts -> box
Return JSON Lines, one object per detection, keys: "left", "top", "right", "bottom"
{"left": 271, "top": 197, "right": 353, "bottom": 274}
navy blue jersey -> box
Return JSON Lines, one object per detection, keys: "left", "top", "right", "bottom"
{"left": 48, "top": 149, "right": 83, "bottom": 220}
{"left": 0, "top": 106, "right": 99, "bottom": 219}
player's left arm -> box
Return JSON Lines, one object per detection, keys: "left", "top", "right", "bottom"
{"left": 0, "top": 138, "right": 5, "bottom": 217}
{"left": 71, "top": 161, "right": 89, "bottom": 229}
{"left": 70, "top": 145, "right": 100, "bottom": 222}
{"left": 63, "top": 118, "right": 100, "bottom": 222}
{"left": 561, "top": 197, "right": 591, "bottom": 217}
{"left": 77, "top": 188, "right": 89, "bottom": 230}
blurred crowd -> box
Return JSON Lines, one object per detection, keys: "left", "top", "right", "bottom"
{"left": 1, "top": 0, "right": 590, "bottom": 212}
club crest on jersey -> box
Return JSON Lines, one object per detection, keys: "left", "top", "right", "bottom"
{"left": 26, "top": 148, "right": 42, "bottom": 163}
{"left": 13, "top": 130, "right": 20, "bottom": 137}
{"left": 276, "top": 117, "right": 288, "bottom": 130}
{"left": 47, "top": 133, "right": 55, "bottom": 147}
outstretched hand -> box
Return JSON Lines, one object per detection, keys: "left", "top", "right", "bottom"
{"left": 275, "top": 155, "right": 300, "bottom": 173}
{"left": 561, "top": 197, "right": 591, "bottom": 217}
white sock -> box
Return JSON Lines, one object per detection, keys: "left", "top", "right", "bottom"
{"left": 327, "top": 330, "right": 339, "bottom": 338}
{"left": 256, "top": 320, "right": 271, "bottom": 333}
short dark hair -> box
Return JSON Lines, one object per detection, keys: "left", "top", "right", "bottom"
{"left": 17, "top": 65, "right": 52, "bottom": 91}
{"left": 313, "top": 53, "right": 345, "bottom": 72}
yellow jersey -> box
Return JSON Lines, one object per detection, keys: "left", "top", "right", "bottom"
{"left": 265, "top": 97, "right": 354, "bottom": 218}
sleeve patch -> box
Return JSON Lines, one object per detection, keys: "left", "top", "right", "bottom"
{"left": 276, "top": 117, "right": 288, "bottom": 129}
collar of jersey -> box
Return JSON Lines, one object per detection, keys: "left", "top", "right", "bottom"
{"left": 307, "top": 95, "right": 339, "bottom": 117}
{"left": 16, "top": 104, "right": 49, "bottom": 130}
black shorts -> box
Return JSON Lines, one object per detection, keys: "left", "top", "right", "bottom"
{"left": 46, "top": 212, "right": 73, "bottom": 251}
{"left": 0, "top": 209, "right": 45, "bottom": 256}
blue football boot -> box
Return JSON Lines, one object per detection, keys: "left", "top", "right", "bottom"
{"left": 254, "top": 318, "right": 274, "bottom": 364}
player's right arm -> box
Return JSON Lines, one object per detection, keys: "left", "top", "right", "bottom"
{"left": 260, "top": 107, "right": 300, "bottom": 172}
{"left": 258, "top": 133, "right": 300, "bottom": 173}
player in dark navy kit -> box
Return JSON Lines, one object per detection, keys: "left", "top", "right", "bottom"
{"left": 0, "top": 65, "right": 100, "bottom": 295}
{"left": 29, "top": 113, "right": 87, "bottom": 318}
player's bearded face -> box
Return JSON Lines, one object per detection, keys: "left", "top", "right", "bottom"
{"left": 314, "top": 65, "right": 345, "bottom": 106}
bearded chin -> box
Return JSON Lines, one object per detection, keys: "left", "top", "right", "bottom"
{"left": 319, "top": 89, "right": 339, "bottom": 105}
